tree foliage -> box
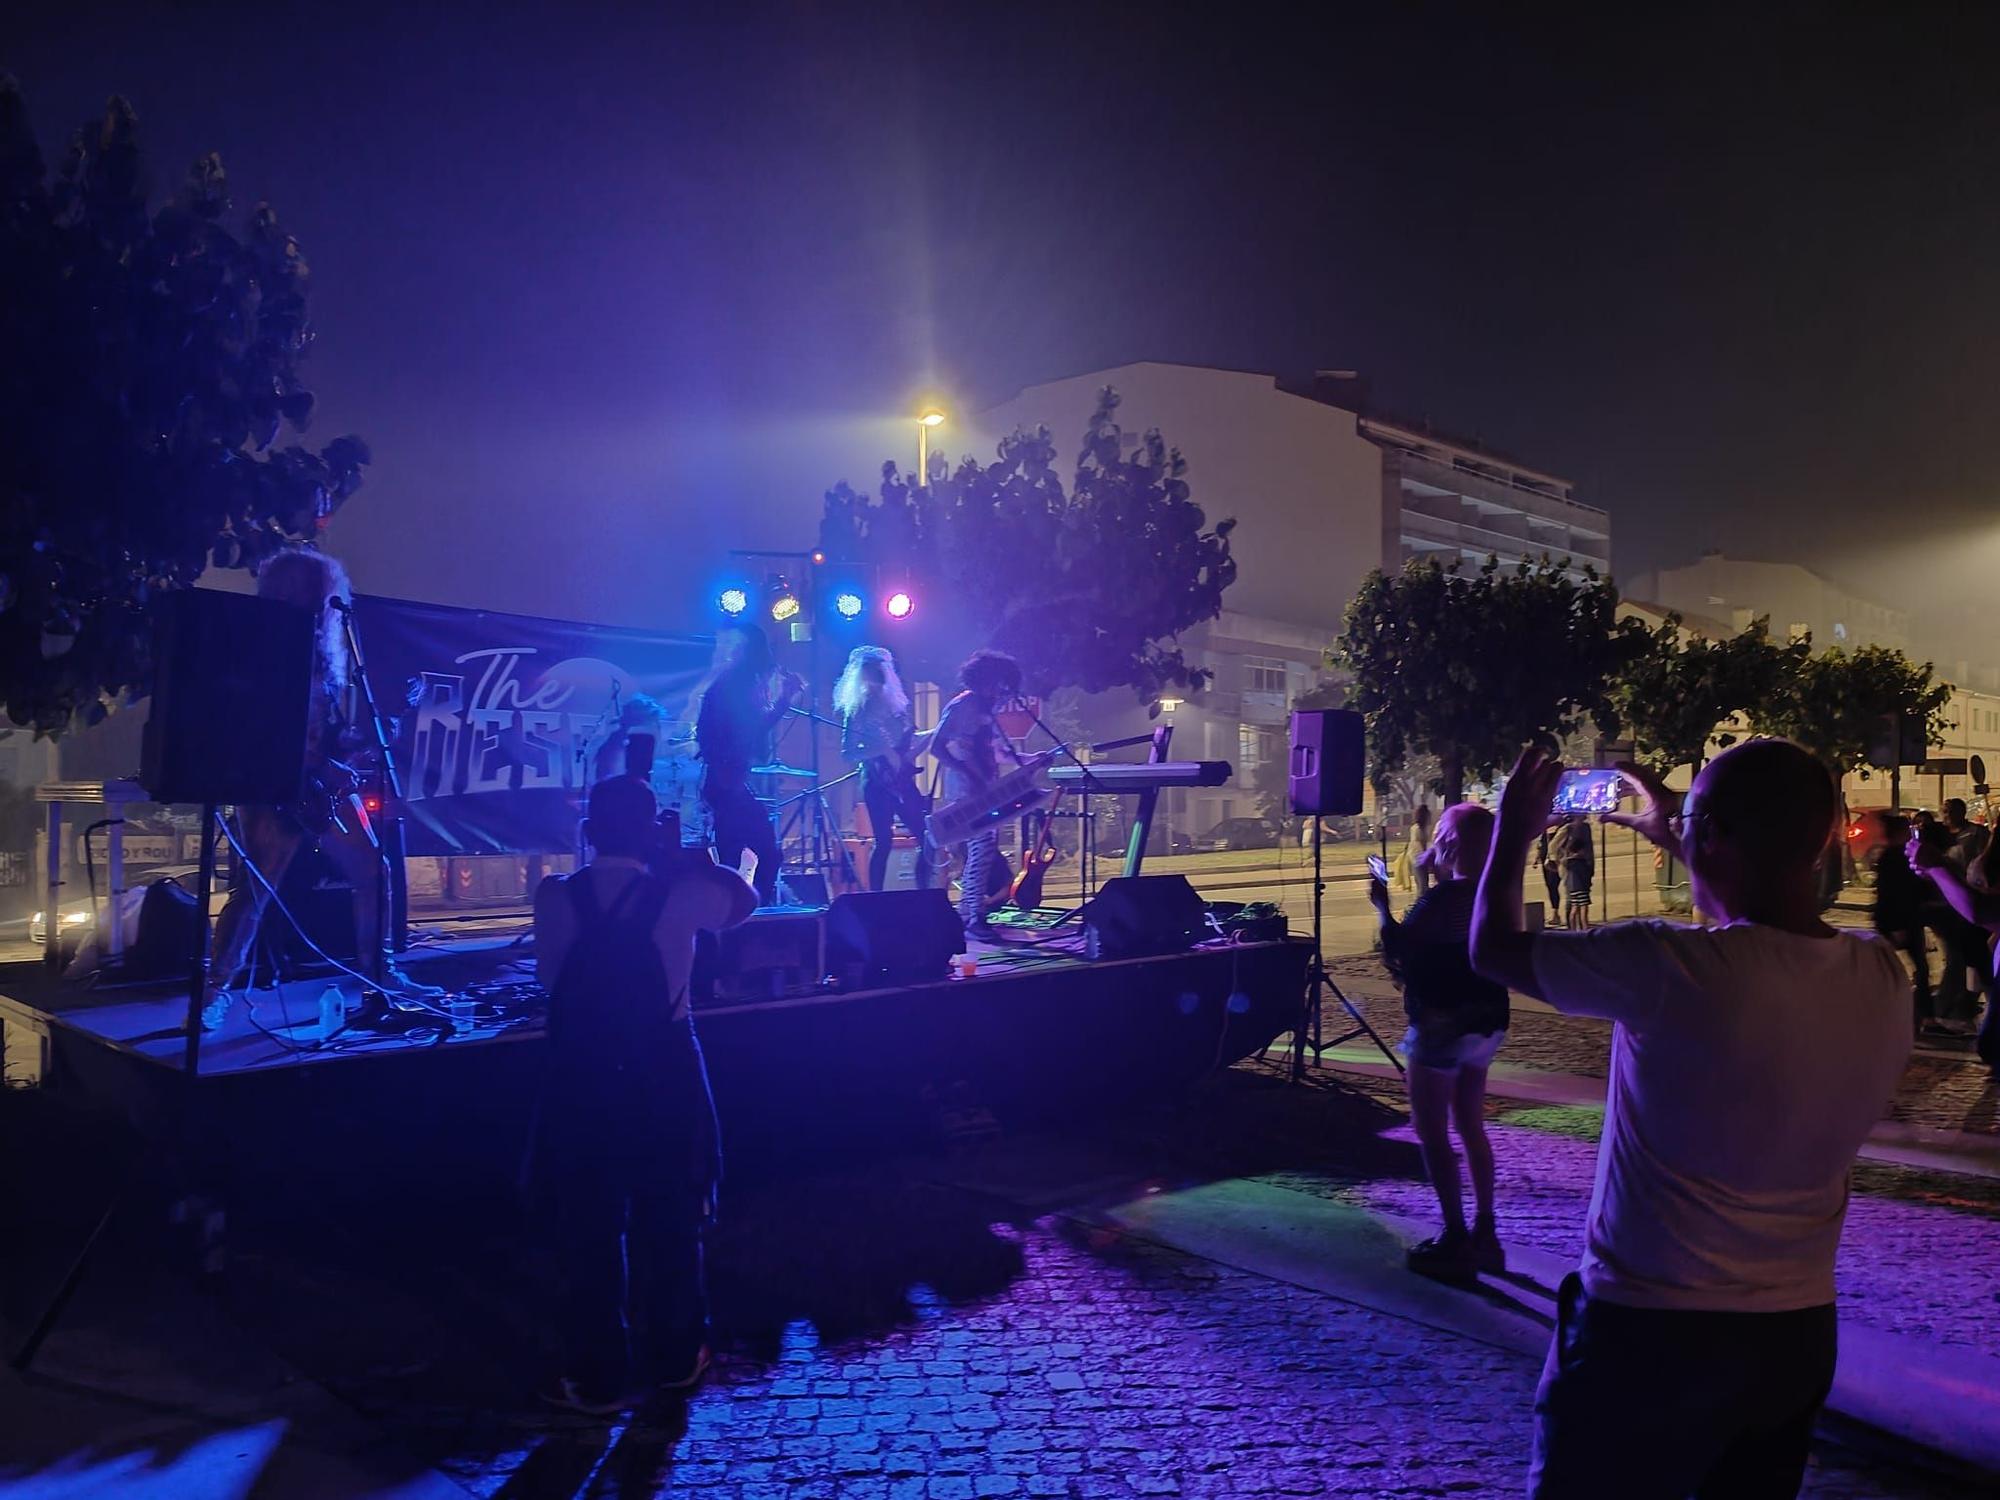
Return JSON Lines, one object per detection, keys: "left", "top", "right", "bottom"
{"left": 818, "top": 387, "right": 1236, "bottom": 706}
{"left": 1608, "top": 616, "right": 1809, "bottom": 774}
{"left": 1760, "top": 644, "right": 1953, "bottom": 777}
{"left": 0, "top": 82, "right": 369, "bottom": 736}
{"left": 1335, "top": 556, "right": 1635, "bottom": 803}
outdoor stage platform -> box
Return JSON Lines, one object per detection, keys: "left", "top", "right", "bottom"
{"left": 0, "top": 919, "right": 1313, "bottom": 1176}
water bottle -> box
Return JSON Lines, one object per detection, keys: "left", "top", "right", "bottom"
{"left": 317, "top": 984, "right": 345, "bottom": 1038}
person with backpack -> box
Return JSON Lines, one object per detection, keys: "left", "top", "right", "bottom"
{"left": 532, "top": 774, "right": 755, "bottom": 1414}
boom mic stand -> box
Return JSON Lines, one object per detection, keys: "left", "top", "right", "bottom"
{"left": 783, "top": 705, "right": 860, "bottom": 892}
{"left": 334, "top": 599, "right": 407, "bottom": 976}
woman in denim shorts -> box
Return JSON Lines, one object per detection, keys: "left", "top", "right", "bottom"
{"left": 1370, "top": 803, "right": 1510, "bottom": 1282}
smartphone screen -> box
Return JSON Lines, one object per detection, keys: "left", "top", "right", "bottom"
{"left": 1552, "top": 767, "right": 1625, "bottom": 815}
{"left": 1366, "top": 854, "right": 1389, "bottom": 881}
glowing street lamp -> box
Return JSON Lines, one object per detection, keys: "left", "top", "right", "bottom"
{"left": 917, "top": 407, "right": 945, "bottom": 485}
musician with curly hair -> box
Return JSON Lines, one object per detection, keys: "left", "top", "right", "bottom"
{"left": 931, "top": 650, "right": 1027, "bottom": 934}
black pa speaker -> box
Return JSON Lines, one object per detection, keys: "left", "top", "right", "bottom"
{"left": 1287, "top": 708, "right": 1365, "bottom": 817}
{"left": 142, "top": 590, "right": 316, "bottom": 805}
{"left": 1082, "top": 874, "right": 1207, "bottom": 959}
{"left": 825, "top": 888, "right": 964, "bottom": 989}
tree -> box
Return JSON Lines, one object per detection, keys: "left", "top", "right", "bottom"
{"left": 1335, "top": 555, "right": 1637, "bottom": 804}
{"left": 1761, "top": 644, "right": 1953, "bottom": 781}
{"left": 1609, "top": 616, "right": 1809, "bottom": 775}
{"left": 818, "top": 387, "right": 1236, "bottom": 707}
{"left": 0, "top": 82, "right": 369, "bottom": 736}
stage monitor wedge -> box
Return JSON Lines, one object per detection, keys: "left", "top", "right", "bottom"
{"left": 825, "top": 888, "right": 963, "bottom": 990}
{"left": 1287, "top": 708, "right": 1365, "bottom": 817}
{"left": 141, "top": 589, "right": 317, "bottom": 806}
{"left": 1083, "top": 874, "right": 1206, "bottom": 960}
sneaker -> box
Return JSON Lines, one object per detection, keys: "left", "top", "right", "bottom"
{"left": 1406, "top": 1230, "right": 1477, "bottom": 1284}
{"left": 1471, "top": 1221, "right": 1507, "bottom": 1275}
{"left": 659, "top": 1344, "right": 712, "bottom": 1393}
{"left": 538, "top": 1376, "right": 635, "bottom": 1418}
{"left": 200, "top": 989, "right": 234, "bottom": 1032}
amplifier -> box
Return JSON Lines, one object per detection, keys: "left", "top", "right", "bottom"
{"left": 692, "top": 910, "right": 824, "bottom": 1005}
{"left": 838, "top": 837, "right": 927, "bottom": 892}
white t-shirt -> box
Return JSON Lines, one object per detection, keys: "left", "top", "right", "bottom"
{"left": 534, "top": 857, "right": 744, "bottom": 1020}
{"left": 1531, "top": 919, "right": 1911, "bottom": 1313}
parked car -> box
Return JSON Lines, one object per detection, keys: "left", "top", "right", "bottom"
{"left": 1205, "top": 816, "right": 1285, "bottom": 851}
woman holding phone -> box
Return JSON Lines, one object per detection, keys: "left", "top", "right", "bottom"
{"left": 1369, "top": 803, "right": 1510, "bottom": 1282}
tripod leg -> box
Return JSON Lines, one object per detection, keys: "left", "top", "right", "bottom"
{"left": 1319, "top": 972, "right": 1404, "bottom": 1075}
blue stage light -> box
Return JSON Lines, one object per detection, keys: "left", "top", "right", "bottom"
{"left": 834, "top": 591, "right": 865, "bottom": 619}
{"left": 718, "top": 587, "right": 749, "bottom": 616}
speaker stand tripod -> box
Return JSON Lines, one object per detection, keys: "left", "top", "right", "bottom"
{"left": 1292, "top": 814, "right": 1402, "bottom": 1081}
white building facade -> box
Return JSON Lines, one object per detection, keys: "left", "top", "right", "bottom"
{"left": 975, "top": 362, "right": 1611, "bottom": 840}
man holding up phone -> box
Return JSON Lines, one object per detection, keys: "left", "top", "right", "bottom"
{"left": 1470, "top": 742, "right": 1911, "bottom": 1498}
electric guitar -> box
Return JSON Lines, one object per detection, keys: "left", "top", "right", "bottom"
{"left": 1007, "top": 800, "right": 1062, "bottom": 910}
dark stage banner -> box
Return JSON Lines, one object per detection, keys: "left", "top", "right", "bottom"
{"left": 351, "top": 595, "right": 713, "bottom": 856}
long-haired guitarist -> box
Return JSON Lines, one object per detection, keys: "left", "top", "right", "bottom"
{"left": 201, "top": 548, "right": 441, "bottom": 1031}
{"left": 932, "top": 650, "right": 1027, "bottom": 934}
{"left": 834, "top": 645, "right": 931, "bottom": 892}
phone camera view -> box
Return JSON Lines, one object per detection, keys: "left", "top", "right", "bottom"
{"left": 1553, "top": 769, "right": 1624, "bottom": 815}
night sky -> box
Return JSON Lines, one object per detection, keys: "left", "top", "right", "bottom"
{"left": 9, "top": 3, "right": 1998, "bottom": 654}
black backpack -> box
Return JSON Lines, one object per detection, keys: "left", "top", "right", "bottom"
{"left": 547, "top": 871, "right": 677, "bottom": 1082}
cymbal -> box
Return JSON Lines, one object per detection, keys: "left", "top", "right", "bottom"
{"left": 751, "top": 763, "right": 817, "bottom": 780}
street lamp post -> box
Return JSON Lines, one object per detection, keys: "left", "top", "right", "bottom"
{"left": 917, "top": 408, "right": 945, "bottom": 486}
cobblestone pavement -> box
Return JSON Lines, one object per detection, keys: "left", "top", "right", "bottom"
{"left": 178, "top": 1068, "right": 1985, "bottom": 1500}
{"left": 1322, "top": 957, "right": 2000, "bottom": 1138}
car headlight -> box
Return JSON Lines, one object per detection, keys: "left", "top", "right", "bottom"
{"left": 62, "top": 911, "right": 90, "bottom": 925}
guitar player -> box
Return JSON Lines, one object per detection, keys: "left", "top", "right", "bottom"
{"left": 931, "top": 650, "right": 1029, "bottom": 935}
{"left": 834, "top": 645, "right": 933, "bottom": 892}
{"left": 201, "top": 548, "right": 442, "bottom": 1031}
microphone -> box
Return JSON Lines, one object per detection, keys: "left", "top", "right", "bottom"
{"left": 328, "top": 596, "right": 353, "bottom": 614}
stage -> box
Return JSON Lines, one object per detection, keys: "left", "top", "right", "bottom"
{"left": 0, "top": 917, "right": 1313, "bottom": 1175}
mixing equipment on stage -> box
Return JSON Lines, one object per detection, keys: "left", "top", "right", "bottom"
{"left": 1045, "top": 760, "right": 1231, "bottom": 791}
{"left": 925, "top": 750, "right": 1058, "bottom": 847}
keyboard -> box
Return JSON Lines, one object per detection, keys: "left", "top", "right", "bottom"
{"left": 1045, "top": 760, "right": 1232, "bottom": 791}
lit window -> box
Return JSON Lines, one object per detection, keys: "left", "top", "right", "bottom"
{"left": 1244, "top": 656, "right": 1288, "bottom": 694}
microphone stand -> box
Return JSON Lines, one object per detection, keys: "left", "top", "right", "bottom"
{"left": 336, "top": 601, "right": 405, "bottom": 981}
{"left": 1025, "top": 711, "right": 1108, "bottom": 926}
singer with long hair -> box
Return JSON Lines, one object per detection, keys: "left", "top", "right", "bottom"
{"left": 835, "top": 646, "right": 931, "bottom": 891}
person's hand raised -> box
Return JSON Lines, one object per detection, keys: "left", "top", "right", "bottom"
{"left": 1603, "top": 761, "right": 1682, "bottom": 861}
{"left": 1497, "top": 747, "right": 1566, "bottom": 844}
{"left": 1908, "top": 831, "right": 1948, "bottom": 875}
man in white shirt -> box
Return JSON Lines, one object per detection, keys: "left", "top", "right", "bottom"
{"left": 532, "top": 775, "right": 754, "bottom": 1414}
{"left": 1470, "top": 739, "right": 1911, "bottom": 1499}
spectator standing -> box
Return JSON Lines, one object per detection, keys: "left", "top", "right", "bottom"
{"left": 1408, "top": 803, "right": 1435, "bottom": 894}
{"left": 1537, "top": 828, "right": 1563, "bottom": 924}
{"left": 532, "top": 775, "right": 756, "bottom": 1414}
{"left": 1555, "top": 815, "right": 1594, "bottom": 930}
{"left": 1870, "top": 814, "right": 1933, "bottom": 1031}
{"left": 1471, "top": 741, "right": 1911, "bottom": 1499}
{"left": 1930, "top": 799, "right": 1993, "bottom": 1033}
{"left": 1370, "top": 804, "right": 1510, "bottom": 1282}
{"left": 1909, "top": 823, "right": 2000, "bottom": 1067}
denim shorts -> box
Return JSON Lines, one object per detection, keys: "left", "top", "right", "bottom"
{"left": 1401, "top": 1026, "right": 1507, "bottom": 1071}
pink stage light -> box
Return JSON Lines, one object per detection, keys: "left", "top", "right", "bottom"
{"left": 885, "top": 591, "right": 914, "bottom": 619}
